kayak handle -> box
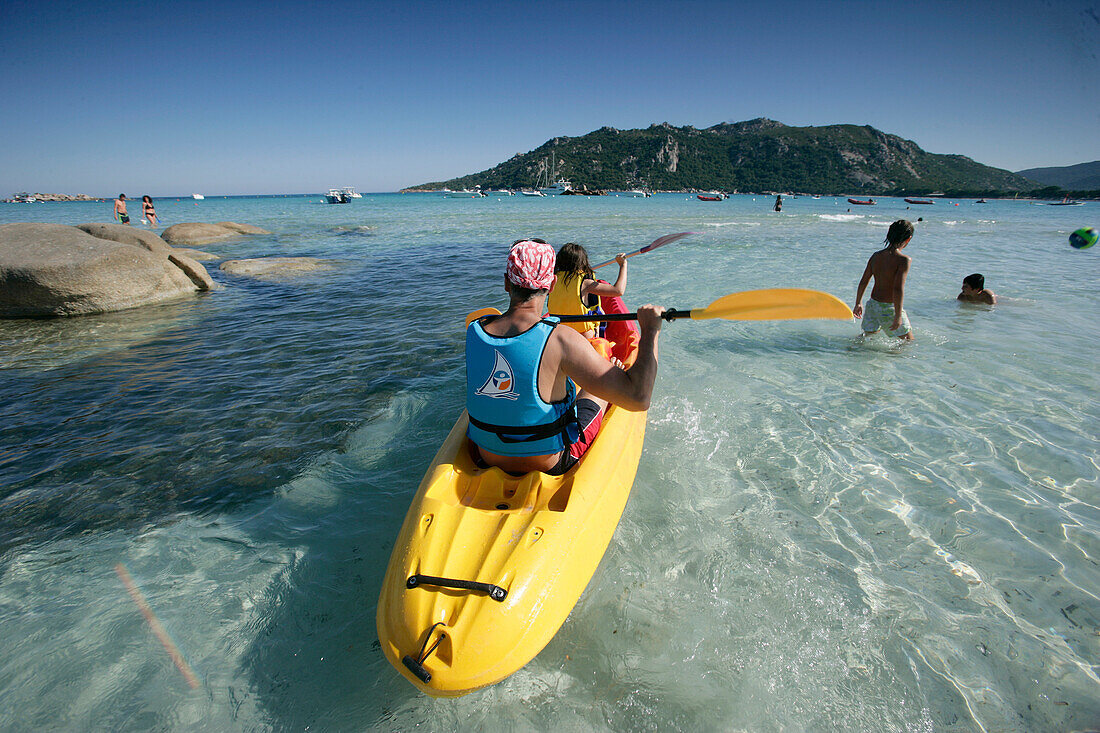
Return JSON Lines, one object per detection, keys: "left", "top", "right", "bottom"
{"left": 406, "top": 574, "right": 508, "bottom": 602}
{"left": 402, "top": 655, "right": 432, "bottom": 684}
{"left": 402, "top": 621, "right": 446, "bottom": 684}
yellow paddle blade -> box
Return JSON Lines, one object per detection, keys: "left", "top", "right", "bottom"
{"left": 692, "top": 289, "right": 853, "bottom": 321}
{"left": 465, "top": 307, "right": 501, "bottom": 328}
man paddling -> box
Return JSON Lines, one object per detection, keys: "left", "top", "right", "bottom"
{"left": 466, "top": 239, "right": 664, "bottom": 476}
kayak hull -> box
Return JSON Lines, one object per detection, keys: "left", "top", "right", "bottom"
{"left": 377, "top": 328, "right": 647, "bottom": 697}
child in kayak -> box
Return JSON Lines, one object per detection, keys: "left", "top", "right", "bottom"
{"left": 853, "top": 219, "right": 915, "bottom": 340}
{"left": 957, "top": 273, "right": 996, "bottom": 304}
{"left": 548, "top": 243, "right": 628, "bottom": 338}
{"left": 466, "top": 239, "right": 664, "bottom": 476}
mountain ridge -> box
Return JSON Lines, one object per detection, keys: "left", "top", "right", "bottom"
{"left": 1016, "top": 160, "right": 1100, "bottom": 190}
{"left": 407, "top": 119, "right": 1034, "bottom": 195}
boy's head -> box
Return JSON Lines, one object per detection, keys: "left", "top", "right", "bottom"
{"left": 885, "top": 220, "right": 914, "bottom": 248}
{"left": 962, "top": 273, "right": 985, "bottom": 292}
{"left": 118, "top": 194, "right": 126, "bottom": 200}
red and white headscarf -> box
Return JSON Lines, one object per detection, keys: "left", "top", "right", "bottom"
{"left": 506, "top": 240, "right": 556, "bottom": 291}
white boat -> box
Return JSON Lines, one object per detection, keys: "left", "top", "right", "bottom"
{"left": 342, "top": 187, "right": 362, "bottom": 199}
{"left": 191, "top": 194, "right": 204, "bottom": 200}
{"left": 486, "top": 189, "right": 515, "bottom": 196}
{"left": 444, "top": 189, "right": 486, "bottom": 198}
{"left": 535, "top": 151, "right": 572, "bottom": 194}
{"left": 325, "top": 188, "right": 350, "bottom": 204}
{"left": 612, "top": 189, "right": 650, "bottom": 197}
{"left": 520, "top": 189, "right": 546, "bottom": 197}
{"left": 541, "top": 177, "right": 573, "bottom": 195}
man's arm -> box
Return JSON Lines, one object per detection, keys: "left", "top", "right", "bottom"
{"left": 559, "top": 305, "right": 664, "bottom": 411}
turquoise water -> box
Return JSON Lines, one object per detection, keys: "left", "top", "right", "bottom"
{"left": 0, "top": 194, "right": 1097, "bottom": 730}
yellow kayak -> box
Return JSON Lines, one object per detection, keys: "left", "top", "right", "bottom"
{"left": 376, "top": 314, "right": 646, "bottom": 697}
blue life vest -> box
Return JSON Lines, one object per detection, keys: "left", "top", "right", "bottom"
{"left": 466, "top": 316, "right": 579, "bottom": 456}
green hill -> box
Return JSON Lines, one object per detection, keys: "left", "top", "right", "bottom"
{"left": 408, "top": 119, "right": 1034, "bottom": 195}
{"left": 1017, "top": 161, "right": 1100, "bottom": 190}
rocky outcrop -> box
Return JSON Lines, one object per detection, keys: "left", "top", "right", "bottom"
{"left": 0, "top": 223, "right": 212, "bottom": 317}
{"left": 2, "top": 193, "right": 100, "bottom": 202}
{"left": 76, "top": 223, "right": 172, "bottom": 255}
{"left": 161, "top": 221, "right": 270, "bottom": 246}
{"left": 220, "top": 257, "right": 337, "bottom": 280}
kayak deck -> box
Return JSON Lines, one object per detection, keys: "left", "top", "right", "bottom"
{"left": 376, "top": 400, "right": 647, "bottom": 696}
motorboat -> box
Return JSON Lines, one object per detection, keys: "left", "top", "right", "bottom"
{"left": 540, "top": 177, "right": 573, "bottom": 195}
{"left": 904, "top": 198, "right": 934, "bottom": 205}
{"left": 191, "top": 194, "right": 204, "bottom": 200}
{"left": 519, "top": 190, "right": 546, "bottom": 197}
{"left": 444, "top": 189, "right": 486, "bottom": 198}
{"left": 342, "top": 187, "right": 362, "bottom": 199}
{"left": 847, "top": 198, "right": 876, "bottom": 205}
{"left": 325, "top": 188, "right": 350, "bottom": 204}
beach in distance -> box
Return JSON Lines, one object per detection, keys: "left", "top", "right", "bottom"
{"left": 0, "top": 193, "right": 1097, "bottom": 730}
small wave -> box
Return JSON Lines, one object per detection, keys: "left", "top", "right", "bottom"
{"left": 818, "top": 214, "right": 863, "bottom": 222}
{"left": 943, "top": 220, "right": 960, "bottom": 225}
{"left": 703, "top": 222, "right": 761, "bottom": 227}
{"left": 866, "top": 220, "right": 893, "bottom": 226}
{"left": 328, "top": 225, "right": 374, "bottom": 236}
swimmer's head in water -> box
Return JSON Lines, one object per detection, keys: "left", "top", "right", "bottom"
{"left": 962, "top": 273, "right": 985, "bottom": 290}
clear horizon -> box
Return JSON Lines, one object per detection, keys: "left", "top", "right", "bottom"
{"left": 1, "top": 0, "right": 1097, "bottom": 196}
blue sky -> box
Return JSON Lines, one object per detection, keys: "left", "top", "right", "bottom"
{"left": 1, "top": 0, "right": 1097, "bottom": 195}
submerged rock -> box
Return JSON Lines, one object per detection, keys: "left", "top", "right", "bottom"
{"left": 0, "top": 223, "right": 213, "bottom": 317}
{"left": 215, "top": 222, "right": 270, "bottom": 235}
{"left": 220, "top": 257, "right": 338, "bottom": 280}
{"left": 161, "top": 221, "right": 270, "bottom": 245}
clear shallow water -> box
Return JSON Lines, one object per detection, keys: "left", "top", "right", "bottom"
{"left": 0, "top": 194, "right": 1097, "bottom": 730}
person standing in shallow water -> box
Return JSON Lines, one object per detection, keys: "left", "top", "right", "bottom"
{"left": 113, "top": 194, "right": 130, "bottom": 225}
{"left": 853, "top": 219, "right": 915, "bottom": 340}
{"left": 141, "top": 195, "right": 158, "bottom": 227}
{"left": 774, "top": 195, "right": 782, "bottom": 212}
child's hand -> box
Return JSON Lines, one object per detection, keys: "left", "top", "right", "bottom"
{"left": 853, "top": 303, "right": 863, "bottom": 318}
{"left": 614, "top": 253, "right": 627, "bottom": 266}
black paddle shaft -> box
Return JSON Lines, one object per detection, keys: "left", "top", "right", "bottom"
{"left": 552, "top": 308, "right": 690, "bottom": 323}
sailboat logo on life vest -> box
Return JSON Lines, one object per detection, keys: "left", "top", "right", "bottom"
{"left": 476, "top": 350, "right": 520, "bottom": 400}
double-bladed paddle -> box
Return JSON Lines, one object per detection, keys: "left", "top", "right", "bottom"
{"left": 552, "top": 288, "right": 854, "bottom": 323}
{"left": 591, "top": 232, "right": 695, "bottom": 270}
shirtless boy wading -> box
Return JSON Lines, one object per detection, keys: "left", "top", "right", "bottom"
{"left": 853, "top": 219, "right": 915, "bottom": 340}
{"left": 466, "top": 239, "right": 664, "bottom": 476}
